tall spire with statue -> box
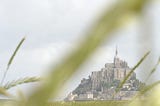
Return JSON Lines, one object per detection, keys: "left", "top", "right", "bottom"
{"left": 114, "top": 45, "right": 118, "bottom": 59}
{"left": 115, "top": 45, "right": 118, "bottom": 57}
{"left": 114, "top": 45, "right": 119, "bottom": 66}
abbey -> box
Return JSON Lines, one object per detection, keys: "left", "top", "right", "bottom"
{"left": 65, "top": 47, "right": 145, "bottom": 101}
{"left": 91, "top": 47, "right": 136, "bottom": 91}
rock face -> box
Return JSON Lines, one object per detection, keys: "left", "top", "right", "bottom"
{"left": 65, "top": 48, "right": 145, "bottom": 101}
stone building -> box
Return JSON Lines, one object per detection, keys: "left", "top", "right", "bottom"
{"left": 65, "top": 47, "right": 144, "bottom": 101}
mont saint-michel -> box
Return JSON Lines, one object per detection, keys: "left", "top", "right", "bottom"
{"left": 65, "top": 48, "right": 145, "bottom": 101}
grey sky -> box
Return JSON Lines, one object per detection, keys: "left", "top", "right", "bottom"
{"left": 0, "top": 0, "right": 159, "bottom": 100}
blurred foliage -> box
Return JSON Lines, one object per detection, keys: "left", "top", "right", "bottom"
{"left": 1, "top": 0, "right": 160, "bottom": 106}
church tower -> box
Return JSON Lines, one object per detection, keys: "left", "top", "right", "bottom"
{"left": 114, "top": 45, "right": 119, "bottom": 67}
{"left": 115, "top": 46, "right": 118, "bottom": 58}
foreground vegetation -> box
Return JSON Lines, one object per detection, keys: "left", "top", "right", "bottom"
{"left": 48, "top": 101, "right": 128, "bottom": 106}
{"left": 0, "top": 0, "right": 160, "bottom": 106}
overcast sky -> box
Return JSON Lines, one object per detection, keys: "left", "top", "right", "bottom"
{"left": 0, "top": 0, "right": 160, "bottom": 100}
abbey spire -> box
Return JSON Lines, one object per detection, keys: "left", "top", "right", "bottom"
{"left": 114, "top": 45, "right": 119, "bottom": 65}
{"left": 115, "top": 45, "right": 118, "bottom": 57}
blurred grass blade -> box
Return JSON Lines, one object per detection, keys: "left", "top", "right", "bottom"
{"left": 0, "top": 87, "right": 11, "bottom": 97}
{"left": 116, "top": 51, "right": 150, "bottom": 92}
{"left": 27, "top": 0, "right": 148, "bottom": 106}
{"left": 16, "top": 92, "right": 27, "bottom": 106}
{"left": 3, "top": 77, "right": 41, "bottom": 90}
{"left": 16, "top": 88, "right": 27, "bottom": 103}
{"left": 7, "top": 37, "right": 25, "bottom": 70}
{"left": 139, "top": 80, "right": 160, "bottom": 96}
{"left": 0, "top": 37, "right": 25, "bottom": 85}
{"left": 145, "top": 56, "right": 160, "bottom": 81}
{"left": 132, "top": 81, "right": 160, "bottom": 100}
